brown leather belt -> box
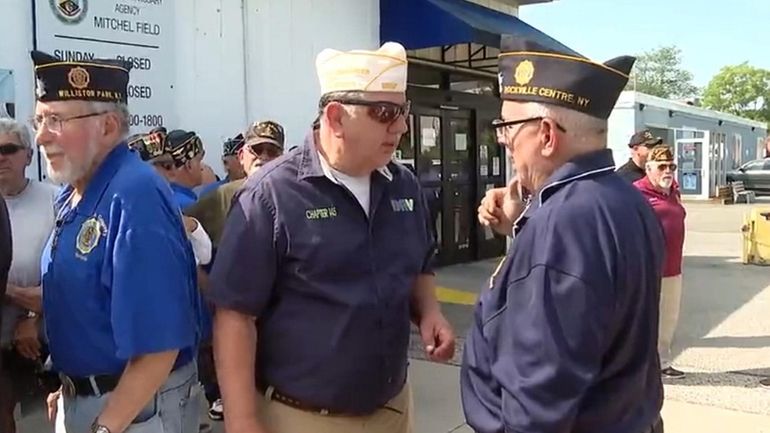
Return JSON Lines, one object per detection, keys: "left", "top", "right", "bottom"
{"left": 259, "top": 385, "right": 352, "bottom": 416}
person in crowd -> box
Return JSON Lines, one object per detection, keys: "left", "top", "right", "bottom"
{"left": 31, "top": 50, "right": 201, "bottom": 433}
{"left": 0, "top": 194, "right": 9, "bottom": 433}
{"left": 634, "top": 144, "right": 687, "bottom": 380}
{"left": 0, "top": 117, "right": 58, "bottom": 433}
{"left": 616, "top": 129, "right": 663, "bottom": 183}
{"left": 221, "top": 134, "right": 246, "bottom": 183}
{"left": 184, "top": 120, "right": 285, "bottom": 422}
{"left": 208, "top": 41, "right": 455, "bottom": 433}
{"left": 185, "top": 121, "right": 285, "bottom": 252}
{"left": 461, "top": 36, "right": 665, "bottom": 433}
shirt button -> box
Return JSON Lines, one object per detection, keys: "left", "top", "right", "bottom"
{"left": 387, "top": 377, "right": 393, "bottom": 384}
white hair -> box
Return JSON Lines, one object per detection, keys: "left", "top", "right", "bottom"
{"left": 0, "top": 117, "right": 33, "bottom": 148}
{"left": 89, "top": 101, "right": 130, "bottom": 136}
{"left": 521, "top": 102, "right": 608, "bottom": 148}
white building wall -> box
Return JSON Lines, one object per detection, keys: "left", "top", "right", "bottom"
{"left": 1, "top": 0, "right": 379, "bottom": 179}
{"left": 607, "top": 104, "right": 637, "bottom": 167}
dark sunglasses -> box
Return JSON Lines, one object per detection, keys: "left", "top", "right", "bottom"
{"left": 655, "top": 163, "right": 677, "bottom": 171}
{"left": 331, "top": 98, "right": 411, "bottom": 125}
{"left": 0, "top": 143, "right": 25, "bottom": 156}
{"left": 248, "top": 142, "right": 282, "bottom": 158}
{"left": 492, "top": 116, "right": 567, "bottom": 133}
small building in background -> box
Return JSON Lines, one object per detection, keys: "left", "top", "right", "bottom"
{"left": 608, "top": 91, "right": 767, "bottom": 200}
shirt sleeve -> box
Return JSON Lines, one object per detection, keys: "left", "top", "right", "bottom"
{"left": 188, "top": 219, "right": 212, "bottom": 266}
{"left": 207, "top": 185, "right": 281, "bottom": 317}
{"left": 109, "top": 189, "right": 198, "bottom": 360}
{"left": 492, "top": 264, "right": 615, "bottom": 433}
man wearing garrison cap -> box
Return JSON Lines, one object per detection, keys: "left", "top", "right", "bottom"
{"left": 208, "top": 42, "right": 454, "bottom": 433}
{"left": 31, "top": 50, "right": 201, "bottom": 433}
{"left": 463, "top": 36, "right": 666, "bottom": 433}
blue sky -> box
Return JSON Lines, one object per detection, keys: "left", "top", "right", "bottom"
{"left": 518, "top": 0, "right": 770, "bottom": 87}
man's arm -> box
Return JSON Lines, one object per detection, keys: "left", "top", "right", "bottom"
{"left": 493, "top": 265, "right": 613, "bottom": 433}
{"left": 5, "top": 285, "right": 43, "bottom": 313}
{"left": 96, "top": 350, "right": 178, "bottom": 433}
{"left": 213, "top": 309, "right": 267, "bottom": 433}
{"left": 208, "top": 186, "right": 282, "bottom": 433}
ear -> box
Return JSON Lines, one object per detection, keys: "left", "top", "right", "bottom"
{"left": 324, "top": 104, "right": 346, "bottom": 138}
{"left": 102, "top": 111, "right": 122, "bottom": 138}
{"left": 539, "top": 118, "right": 559, "bottom": 157}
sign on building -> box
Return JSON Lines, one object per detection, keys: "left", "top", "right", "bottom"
{"left": 34, "top": 0, "right": 175, "bottom": 134}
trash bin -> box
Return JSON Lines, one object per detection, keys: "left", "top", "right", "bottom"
{"left": 741, "top": 208, "right": 770, "bottom": 265}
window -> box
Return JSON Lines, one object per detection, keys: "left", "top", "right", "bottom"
{"left": 733, "top": 134, "right": 743, "bottom": 169}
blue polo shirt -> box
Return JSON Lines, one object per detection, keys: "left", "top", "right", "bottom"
{"left": 209, "top": 141, "right": 435, "bottom": 414}
{"left": 170, "top": 182, "right": 198, "bottom": 211}
{"left": 41, "top": 144, "right": 200, "bottom": 378}
{"left": 461, "top": 149, "right": 665, "bottom": 433}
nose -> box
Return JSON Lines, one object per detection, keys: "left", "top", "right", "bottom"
{"left": 35, "top": 126, "right": 56, "bottom": 148}
{"left": 389, "top": 114, "right": 409, "bottom": 135}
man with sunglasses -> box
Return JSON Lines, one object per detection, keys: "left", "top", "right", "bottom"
{"left": 617, "top": 130, "right": 664, "bottom": 183}
{"left": 0, "top": 117, "right": 59, "bottom": 433}
{"left": 31, "top": 51, "right": 202, "bottom": 433}
{"left": 208, "top": 42, "right": 454, "bottom": 433}
{"left": 461, "top": 36, "right": 665, "bottom": 433}
{"left": 634, "top": 145, "right": 687, "bottom": 381}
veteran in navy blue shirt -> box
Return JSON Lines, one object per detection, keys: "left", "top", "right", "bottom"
{"left": 209, "top": 42, "right": 455, "bottom": 433}
{"left": 32, "top": 50, "right": 201, "bottom": 433}
{"left": 461, "top": 36, "right": 665, "bottom": 433}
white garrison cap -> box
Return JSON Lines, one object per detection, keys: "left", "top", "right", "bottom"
{"left": 315, "top": 42, "right": 407, "bottom": 95}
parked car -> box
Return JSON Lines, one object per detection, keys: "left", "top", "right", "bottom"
{"left": 726, "top": 159, "right": 770, "bottom": 194}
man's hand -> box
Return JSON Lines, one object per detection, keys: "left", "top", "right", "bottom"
{"left": 14, "top": 317, "right": 41, "bottom": 360}
{"left": 477, "top": 178, "right": 526, "bottom": 237}
{"left": 418, "top": 311, "right": 456, "bottom": 362}
{"left": 183, "top": 216, "right": 199, "bottom": 234}
{"left": 46, "top": 389, "right": 61, "bottom": 424}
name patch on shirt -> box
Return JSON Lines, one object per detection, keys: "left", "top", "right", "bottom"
{"left": 390, "top": 198, "right": 414, "bottom": 212}
{"left": 306, "top": 206, "right": 337, "bottom": 220}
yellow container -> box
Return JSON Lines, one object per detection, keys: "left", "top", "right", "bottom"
{"left": 741, "top": 208, "right": 770, "bottom": 265}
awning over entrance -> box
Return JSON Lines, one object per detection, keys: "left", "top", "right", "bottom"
{"left": 380, "top": 0, "right": 579, "bottom": 54}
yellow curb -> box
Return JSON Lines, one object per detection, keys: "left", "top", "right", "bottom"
{"left": 436, "top": 286, "right": 479, "bottom": 306}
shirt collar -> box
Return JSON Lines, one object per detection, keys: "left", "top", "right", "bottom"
{"left": 71, "top": 143, "right": 132, "bottom": 215}
{"left": 298, "top": 132, "right": 393, "bottom": 182}
{"left": 513, "top": 149, "right": 616, "bottom": 232}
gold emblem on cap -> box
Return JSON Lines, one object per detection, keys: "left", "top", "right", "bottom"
{"left": 76, "top": 216, "right": 104, "bottom": 256}
{"left": 68, "top": 67, "right": 90, "bottom": 90}
{"left": 514, "top": 60, "right": 535, "bottom": 86}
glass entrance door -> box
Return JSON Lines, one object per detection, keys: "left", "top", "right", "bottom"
{"left": 442, "top": 111, "right": 474, "bottom": 264}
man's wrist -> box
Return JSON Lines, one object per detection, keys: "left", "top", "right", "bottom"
{"left": 91, "top": 418, "right": 112, "bottom": 433}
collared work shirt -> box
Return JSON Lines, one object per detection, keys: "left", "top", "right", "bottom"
{"left": 461, "top": 149, "right": 665, "bottom": 433}
{"left": 41, "top": 144, "right": 200, "bottom": 377}
{"left": 209, "top": 142, "right": 435, "bottom": 414}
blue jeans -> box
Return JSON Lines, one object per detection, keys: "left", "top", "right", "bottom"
{"left": 59, "top": 361, "right": 200, "bottom": 433}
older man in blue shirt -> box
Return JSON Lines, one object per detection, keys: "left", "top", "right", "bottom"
{"left": 209, "top": 42, "right": 455, "bottom": 433}
{"left": 32, "top": 50, "right": 201, "bottom": 433}
{"left": 462, "top": 36, "right": 666, "bottom": 433}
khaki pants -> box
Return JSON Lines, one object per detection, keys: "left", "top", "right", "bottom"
{"left": 258, "top": 383, "right": 413, "bottom": 433}
{"left": 659, "top": 274, "right": 683, "bottom": 369}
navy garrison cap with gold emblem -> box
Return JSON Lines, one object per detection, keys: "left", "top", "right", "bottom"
{"left": 129, "top": 127, "right": 169, "bottom": 162}
{"left": 497, "top": 36, "right": 635, "bottom": 119}
{"left": 222, "top": 133, "right": 245, "bottom": 156}
{"left": 31, "top": 50, "right": 131, "bottom": 104}
{"left": 166, "top": 129, "right": 204, "bottom": 167}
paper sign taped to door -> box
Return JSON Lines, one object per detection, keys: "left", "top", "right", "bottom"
{"left": 421, "top": 128, "right": 437, "bottom": 148}
{"left": 492, "top": 157, "right": 500, "bottom": 176}
{"left": 455, "top": 134, "right": 468, "bottom": 151}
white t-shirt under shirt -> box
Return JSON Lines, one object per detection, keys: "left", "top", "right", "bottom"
{"left": 1, "top": 180, "right": 58, "bottom": 347}
{"left": 318, "top": 152, "right": 393, "bottom": 217}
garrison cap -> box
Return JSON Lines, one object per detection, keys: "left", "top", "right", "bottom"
{"left": 31, "top": 50, "right": 131, "bottom": 104}
{"left": 497, "top": 36, "right": 635, "bottom": 119}
{"left": 129, "top": 127, "right": 169, "bottom": 162}
{"left": 166, "top": 129, "right": 204, "bottom": 167}
{"left": 222, "top": 133, "right": 245, "bottom": 157}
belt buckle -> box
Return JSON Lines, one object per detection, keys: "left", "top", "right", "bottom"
{"left": 60, "top": 375, "right": 75, "bottom": 397}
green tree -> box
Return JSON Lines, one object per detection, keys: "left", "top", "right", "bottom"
{"left": 702, "top": 62, "right": 770, "bottom": 124}
{"left": 625, "top": 45, "right": 699, "bottom": 99}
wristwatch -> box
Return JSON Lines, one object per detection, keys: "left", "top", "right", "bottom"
{"left": 90, "top": 419, "right": 111, "bottom": 433}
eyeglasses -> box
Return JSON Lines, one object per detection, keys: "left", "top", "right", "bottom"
{"left": 0, "top": 143, "right": 24, "bottom": 156}
{"left": 30, "top": 111, "right": 109, "bottom": 134}
{"left": 492, "top": 116, "right": 567, "bottom": 134}
{"left": 331, "top": 99, "right": 411, "bottom": 125}
{"left": 655, "top": 163, "right": 677, "bottom": 171}
{"left": 248, "top": 142, "right": 282, "bottom": 158}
